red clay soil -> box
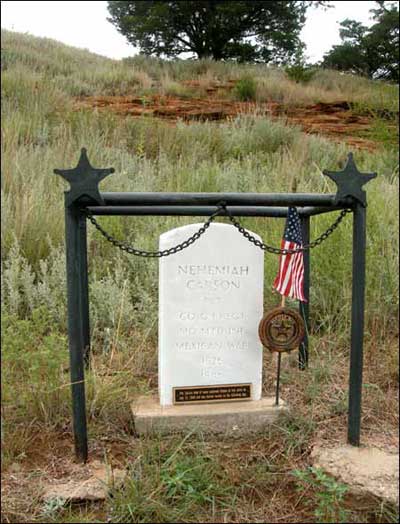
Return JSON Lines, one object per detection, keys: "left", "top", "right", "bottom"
{"left": 74, "top": 94, "right": 253, "bottom": 121}
{"left": 74, "top": 94, "right": 378, "bottom": 150}
{"left": 281, "top": 101, "right": 377, "bottom": 151}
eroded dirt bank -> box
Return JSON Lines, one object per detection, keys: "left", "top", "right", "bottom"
{"left": 74, "top": 94, "right": 386, "bottom": 150}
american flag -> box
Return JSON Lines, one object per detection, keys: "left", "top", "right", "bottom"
{"left": 273, "top": 207, "right": 307, "bottom": 302}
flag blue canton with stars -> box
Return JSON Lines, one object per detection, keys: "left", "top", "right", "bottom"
{"left": 284, "top": 207, "right": 303, "bottom": 244}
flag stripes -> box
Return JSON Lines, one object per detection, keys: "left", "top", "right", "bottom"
{"left": 273, "top": 208, "right": 306, "bottom": 303}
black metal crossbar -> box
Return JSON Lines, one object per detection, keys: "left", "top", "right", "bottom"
{"left": 86, "top": 205, "right": 346, "bottom": 217}
{"left": 98, "top": 191, "right": 354, "bottom": 207}
{"left": 54, "top": 149, "right": 377, "bottom": 463}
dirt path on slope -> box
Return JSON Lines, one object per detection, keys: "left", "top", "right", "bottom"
{"left": 74, "top": 93, "right": 383, "bottom": 151}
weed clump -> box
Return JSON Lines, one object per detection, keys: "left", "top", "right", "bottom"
{"left": 286, "top": 64, "right": 316, "bottom": 84}
{"left": 292, "top": 467, "right": 349, "bottom": 523}
{"left": 233, "top": 76, "right": 257, "bottom": 101}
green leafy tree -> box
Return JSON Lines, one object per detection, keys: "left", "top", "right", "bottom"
{"left": 322, "top": 1, "right": 399, "bottom": 81}
{"left": 107, "top": 1, "right": 327, "bottom": 63}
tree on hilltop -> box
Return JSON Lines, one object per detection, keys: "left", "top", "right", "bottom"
{"left": 322, "top": 1, "right": 399, "bottom": 81}
{"left": 107, "top": 1, "right": 328, "bottom": 63}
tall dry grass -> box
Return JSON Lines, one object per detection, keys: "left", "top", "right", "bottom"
{"left": 1, "top": 30, "right": 399, "bottom": 523}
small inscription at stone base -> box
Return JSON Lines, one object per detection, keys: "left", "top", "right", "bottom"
{"left": 173, "top": 383, "right": 252, "bottom": 404}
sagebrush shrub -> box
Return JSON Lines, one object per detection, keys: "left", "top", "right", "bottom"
{"left": 234, "top": 76, "right": 257, "bottom": 101}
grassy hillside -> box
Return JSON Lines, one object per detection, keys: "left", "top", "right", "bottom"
{"left": 1, "top": 30, "right": 399, "bottom": 523}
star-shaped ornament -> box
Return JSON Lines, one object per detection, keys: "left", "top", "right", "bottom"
{"left": 323, "top": 152, "right": 377, "bottom": 206}
{"left": 54, "top": 148, "right": 114, "bottom": 206}
{"left": 272, "top": 319, "right": 292, "bottom": 339}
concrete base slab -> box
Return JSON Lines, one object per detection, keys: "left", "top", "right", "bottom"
{"left": 311, "top": 444, "right": 399, "bottom": 506}
{"left": 42, "top": 460, "right": 126, "bottom": 503}
{"left": 132, "top": 396, "right": 288, "bottom": 436}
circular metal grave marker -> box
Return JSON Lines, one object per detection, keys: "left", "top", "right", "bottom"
{"left": 258, "top": 307, "right": 305, "bottom": 353}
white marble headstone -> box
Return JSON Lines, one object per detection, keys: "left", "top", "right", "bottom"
{"left": 158, "top": 223, "right": 264, "bottom": 406}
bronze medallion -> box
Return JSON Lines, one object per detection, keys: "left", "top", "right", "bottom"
{"left": 258, "top": 307, "right": 305, "bottom": 353}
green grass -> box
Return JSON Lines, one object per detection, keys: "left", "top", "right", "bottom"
{"left": 1, "top": 29, "right": 399, "bottom": 524}
{"left": 292, "top": 467, "right": 350, "bottom": 523}
{"left": 233, "top": 75, "right": 257, "bottom": 101}
{"left": 107, "top": 433, "right": 237, "bottom": 523}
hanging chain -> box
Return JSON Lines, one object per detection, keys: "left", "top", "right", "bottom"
{"left": 84, "top": 204, "right": 352, "bottom": 257}
{"left": 84, "top": 207, "right": 225, "bottom": 258}
{"left": 220, "top": 204, "right": 352, "bottom": 254}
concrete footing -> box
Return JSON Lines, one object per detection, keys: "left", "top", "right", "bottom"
{"left": 132, "top": 396, "right": 288, "bottom": 436}
{"left": 311, "top": 444, "right": 399, "bottom": 506}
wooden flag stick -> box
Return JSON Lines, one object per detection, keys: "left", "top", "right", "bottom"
{"left": 281, "top": 295, "right": 286, "bottom": 308}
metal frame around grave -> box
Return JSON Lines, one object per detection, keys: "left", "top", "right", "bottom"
{"left": 54, "top": 149, "right": 376, "bottom": 462}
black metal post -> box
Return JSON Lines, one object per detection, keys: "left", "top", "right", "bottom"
{"left": 65, "top": 201, "right": 88, "bottom": 462}
{"left": 78, "top": 213, "right": 91, "bottom": 366}
{"left": 299, "top": 216, "right": 310, "bottom": 369}
{"left": 348, "top": 203, "right": 366, "bottom": 446}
